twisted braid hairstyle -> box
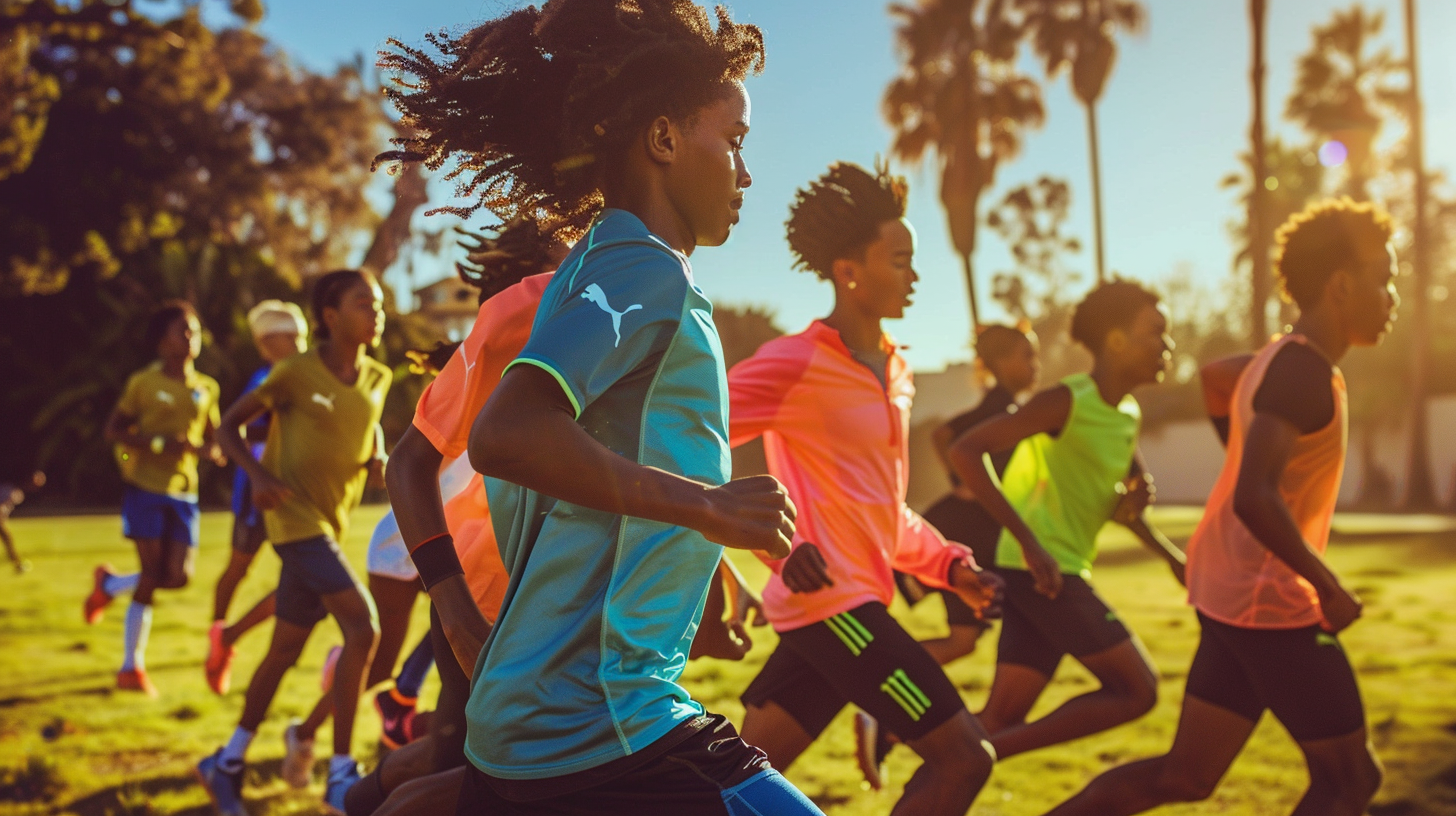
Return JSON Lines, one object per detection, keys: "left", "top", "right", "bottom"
{"left": 785, "top": 162, "right": 909, "bottom": 281}
{"left": 377, "top": 0, "right": 765, "bottom": 251}
{"left": 1274, "top": 197, "right": 1394, "bottom": 310}
{"left": 456, "top": 217, "right": 568, "bottom": 305}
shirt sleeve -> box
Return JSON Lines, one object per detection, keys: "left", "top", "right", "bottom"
{"left": 249, "top": 357, "right": 294, "bottom": 412}
{"left": 726, "top": 342, "right": 809, "bottom": 447}
{"left": 207, "top": 379, "right": 222, "bottom": 428}
{"left": 506, "top": 244, "right": 689, "bottom": 418}
{"left": 1252, "top": 343, "right": 1335, "bottom": 435}
{"left": 893, "top": 507, "right": 973, "bottom": 590}
{"left": 115, "top": 373, "right": 143, "bottom": 417}
{"left": 414, "top": 288, "right": 538, "bottom": 459}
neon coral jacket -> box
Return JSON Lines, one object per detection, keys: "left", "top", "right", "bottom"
{"left": 729, "top": 320, "right": 973, "bottom": 632}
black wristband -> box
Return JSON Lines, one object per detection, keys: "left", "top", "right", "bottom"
{"left": 410, "top": 534, "right": 464, "bottom": 591}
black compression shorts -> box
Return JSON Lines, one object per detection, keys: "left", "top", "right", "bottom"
{"left": 741, "top": 602, "right": 965, "bottom": 742}
{"left": 1186, "top": 612, "right": 1365, "bottom": 742}
{"left": 995, "top": 568, "right": 1131, "bottom": 676}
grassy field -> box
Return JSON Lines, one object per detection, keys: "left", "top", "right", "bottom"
{"left": 2, "top": 506, "right": 1455, "bottom": 815}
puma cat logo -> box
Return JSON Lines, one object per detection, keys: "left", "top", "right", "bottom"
{"left": 311, "top": 392, "right": 336, "bottom": 412}
{"left": 581, "top": 283, "right": 643, "bottom": 348}
{"left": 155, "top": 391, "right": 174, "bottom": 405}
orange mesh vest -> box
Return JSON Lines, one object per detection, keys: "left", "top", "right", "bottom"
{"left": 1186, "top": 334, "right": 1347, "bottom": 629}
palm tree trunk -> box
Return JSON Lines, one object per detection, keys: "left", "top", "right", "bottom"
{"left": 960, "top": 251, "right": 982, "bottom": 334}
{"left": 1085, "top": 101, "right": 1106, "bottom": 284}
{"left": 1403, "top": 0, "right": 1435, "bottom": 508}
{"left": 1249, "top": 0, "right": 1271, "bottom": 348}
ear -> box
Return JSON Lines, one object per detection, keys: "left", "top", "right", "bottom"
{"left": 1104, "top": 327, "right": 1129, "bottom": 354}
{"left": 644, "top": 115, "right": 678, "bottom": 166}
{"left": 830, "top": 257, "right": 860, "bottom": 290}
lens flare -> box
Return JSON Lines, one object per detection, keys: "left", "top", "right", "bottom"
{"left": 1318, "top": 140, "right": 1348, "bottom": 168}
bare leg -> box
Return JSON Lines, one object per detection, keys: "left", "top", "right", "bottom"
{"left": 1291, "top": 729, "right": 1382, "bottom": 816}
{"left": 222, "top": 592, "right": 277, "bottom": 648}
{"left": 739, "top": 701, "right": 818, "bottom": 771}
{"left": 320, "top": 584, "right": 380, "bottom": 757}
{"left": 213, "top": 548, "right": 259, "bottom": 622}
{"left": 976, "top": 661, "right": 1052, "bottom": 737}
{"left": 920, "top": 624, "right": 985, "bottom": 666}
{"left": 374, "top": 766, "right": 464, "bottom": 816}
{"left": 894, "top": 709, "right": 995, "bottom": 816}
{"left": 0, "top": 518, "right": 22, "bottom": 569}
{"left": 157, "top": 538, "right": 194, "bottom": 589}
{"left": 131, "top": 538, "right": 163, "bottom": 606}
{"left": 1046, "top": 695, "right": 1257, "bottom": 816}
{"left": 367, "top": 574, "right": 421, "bottom": 689}
{"left": 239, "top": 619, "right": 314, "bottom": 731}
{"left": 989, "top": 638, "right": 1157, "bottom": 759}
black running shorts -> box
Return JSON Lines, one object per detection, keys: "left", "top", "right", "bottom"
{"left": 995, "top": 568, "right": 1131, "bottom": 676}
{"left": 273, "top": 535, "right": 364, "bottom": 627}
{"left": 741, "top": 602, "right": 965, "bottom": 742}
{"left": 1186, "top": 612, "right": 1365, "bottom": 742}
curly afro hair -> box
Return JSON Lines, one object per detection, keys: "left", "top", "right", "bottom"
{"left": 377, "top": 1, "right": 765, "bottom": 248}
{"left": 1274, "top": 197, "right": 1394, "bottom": 310}
{"left": 456, "top": 217, "right": 568, "bottom": 304}
{"left": 1070, "top": 279, "right": 1161, "bottom": 353}
{"left": 785, "top": 162, "right": 909, "bottom": 280}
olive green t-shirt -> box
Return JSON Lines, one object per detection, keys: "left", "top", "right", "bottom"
{"left": 995, "top": 373, "right": 1140, "bottom": 578}
{"left": 114, "top": 363, "right": 221, "bottom": 499}
{"left": 252, "top": 350, "right": 391, "bottom": 545}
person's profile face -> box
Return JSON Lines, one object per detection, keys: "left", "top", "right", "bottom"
{"left": 256, "top": 330, "right": 304, "bottom": 364}
{"left": 992, "top": 336, "right": 1040, "bottom": 395}
{"left": 326, "top": 278, "right": 386, "bottom": 349}
{"left": 848, "top": 218, "right": 918, "bottom": 320}
{"left": 667, "top": 81, "right": 752, "bottom": 248}
{"left": 1115, "top": 303, "right": 1173, "bottom": 386}
{"left": 160, "top": 313, "right": 202, "bottom": 362}
{"left": 1346, "top": 242, "right": 1399, "bottom": 347}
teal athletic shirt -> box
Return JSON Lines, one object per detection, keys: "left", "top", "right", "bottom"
{"left": 471, "top": 209, "right": 732, "bottom": 781}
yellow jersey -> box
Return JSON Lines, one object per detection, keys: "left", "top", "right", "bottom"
{"left": 114, "top": 362, "right": 221, "bottom": 500}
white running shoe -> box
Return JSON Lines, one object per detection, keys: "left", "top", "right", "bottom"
{"left": 281, "top": 720, "right": 315, "bottom": 789}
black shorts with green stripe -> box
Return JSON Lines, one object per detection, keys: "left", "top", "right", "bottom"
{"left": 741, "top": 602, "right": 964, "bottom": 742}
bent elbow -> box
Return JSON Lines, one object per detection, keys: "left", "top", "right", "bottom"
{"left": 1231, "top": 485, "right": 1266, "bottom": 530}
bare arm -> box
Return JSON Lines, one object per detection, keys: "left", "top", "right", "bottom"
{"left": 946, "top": 385, "right": 1072, "bottom": 598}
{"left": 1114, "top": 459, "right": 1186, "bottom": 585}
{"left": 1201, "top": 354, "right": 1255, "bottom": 448}
{"left": 932, "top": 423, "right": 975, "bottom": 500}
{"left": 1233, "top": 413, "right": 1360, "bottom": 632}
{"left": 470, "top": 365, "right": 795, "bottom": 559}
{"left": 385, "top": 425, "right": 490, "bottom": 677}
{"left": 218, "top": 392, "right": 292, "bottom": 510}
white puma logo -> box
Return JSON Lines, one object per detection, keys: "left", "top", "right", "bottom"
{"left": 581, "top": 283, "right": 643, "bottom": 348}
{"left": 155, "top": 391, "right": 174, "bottom": 405}
{"left": 311, "top": 392, "right": 336, "bottom": 412}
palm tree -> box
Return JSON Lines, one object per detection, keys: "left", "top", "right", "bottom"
{"left": 1247, "top": 0, "right": 1271, "bottom": 346}
{"left": 1285, "top": 5, "right": 1403, "bottom": 200}
{"left": 1402, "top": 0, "right": 1434, "bottom": 508}
{"left": 883, "top": 0, "right": 1044, "bottom": 332}
{"left": 1016, "top": 0, "right": 1145, "bottom": 284}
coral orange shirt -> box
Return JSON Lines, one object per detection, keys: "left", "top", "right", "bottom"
{"left": 729, "top": 321, "right": 972, "bottom": 632}
{"left": 1186, "top": 334, "right": 1348, "bottom": 629}
{"left": 412, "top": 272, "right": 552, "bottom": 622}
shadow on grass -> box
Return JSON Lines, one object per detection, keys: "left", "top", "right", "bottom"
{"left": 0, "top": 661, "right": 200, "bottom": 707}
{"left": 62, "top": 759, "right": 297, "bottom": 816}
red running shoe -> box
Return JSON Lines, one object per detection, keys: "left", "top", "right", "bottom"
{"left": 205, "top": 620, "right": 236, "bottom": 695}
{"left": 117, "top": 667, "right": 158, "bottom": 698}
{"left": 84, "top": 565, "right": 116, "bottom": 625}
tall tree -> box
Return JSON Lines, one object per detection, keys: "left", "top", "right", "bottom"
{"left": 883, "top": 0, "right": 1044, "bottom": 332}
{"left": 1247, "top": 0, "right": 1272, "bottom": 345}
{"left": 1017, "top": 0, "right": 1145, "bottom": 284}
{"left": 1401, "top": 0, "right": 1434, "bottom": 508}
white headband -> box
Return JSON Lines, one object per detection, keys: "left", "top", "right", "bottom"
{"left": 247, "top": 300, "right": 308, "bottom": 340}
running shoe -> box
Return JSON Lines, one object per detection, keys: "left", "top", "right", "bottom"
{"left": 195, "top": 750, "right": 248, "bottom": 816}
{"left": 319, "top": 644, "right": 342, "bottom": 692}
{"left": 373, "top": 688, "right": 418, "bottom": 750}
{"left": 205, "top": 620, "right": 236, "bottom": 695}
{"left": 84, "top": 565, "right": 116, "bottom": 625}
{"left": 117, "top": 667, "right": 158, "bottom": 698}
{"left": 853, "top": 710, "right": 887, "bottom": 791}
{"left": 281, "top": 720, "right": 314, "bottom": 789}
{"left": 323, "top": 758, "right": 361, "bottom": 814}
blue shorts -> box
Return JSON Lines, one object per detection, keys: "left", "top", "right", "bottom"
{"left": 121, "top": 486, "right": 200, "bottom": 547}
{"left": 274, "top": 535, "right": 365, "bottom": 628}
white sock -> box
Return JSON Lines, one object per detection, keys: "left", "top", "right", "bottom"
{"left": 120, "top": 602, "right": 151, "bottom": 672}
{"left": 103, "top": 572, "right": 139, "bottom": 596}
{"left": 328, "top": 754, "right": 354, "bottom": 779}
{"left": 219, "top": 727, "right": 253, "bottom": 770}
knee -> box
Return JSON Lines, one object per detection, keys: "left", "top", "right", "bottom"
{"left": 342, "top": 614, "right": 381, "bottom": 646}
{"left": 1128, "top": 676, "right": 1158, "bottom": 717}
{"left": 1348, "top": 751, "right": 1383, "bottom": 803}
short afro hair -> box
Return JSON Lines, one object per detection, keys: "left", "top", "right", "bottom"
{"left": 1274, "top": 197, "right": 1394, "bottom": 310}
{"left": 785, "top": 162, "right": 909, "bottom": 280}
{"left": 1071, "top": 279, "right": 1161, "bottom": 353}
{"left": 144, "top": 299, "right": 199, "bottom": 355}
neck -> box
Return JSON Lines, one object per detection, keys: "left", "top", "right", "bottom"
{"left": 161, "top": 357, "right": 192, "bottom": 379}
{"left": 1087, "top": 360, "right": 1138, "bottom": 407}
{"left": 603, "top": 176, "right": 696, "bottom": 257}
{"left": 1290, "top": 306, "right": 1349, "bottom": 363}
{"left": 822, "top": 297, "right": 884, "bottom": 356}
{"left": 317, "top": 338, "right": 363, "bottom": 375}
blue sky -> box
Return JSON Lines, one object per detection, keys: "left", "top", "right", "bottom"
{"left": 240, "top": 0, "right": 1456, "bottom": 371}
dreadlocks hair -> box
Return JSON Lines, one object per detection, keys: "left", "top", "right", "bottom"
{"left": 1274, "top": 197, "right": 1395, "bottom": 311}
{"left": 376, "top": 0, "right": 765, "bottom": 247}
{"left": 310, "top": 269, "right": 376, "bottom": 341}
{"left": 456, "top": 217, "right": 567, "bottom": 304}
{"left": 144, "top": 299, "right": 199, "bottom": 356}
{"left": 1070, "top": 279, "right": 1161, "bottom": 354}
{"left": 785, "top": 162, "right": 909, "bottom": 281}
